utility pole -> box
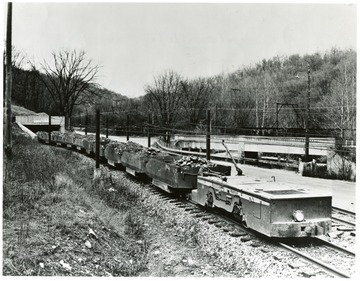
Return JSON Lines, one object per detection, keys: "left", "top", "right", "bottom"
{"left": 5, "top": 2, "right": 13, "bottom": 159}
{"left": 305, "top": 63, "right": 310, "bottom": 162}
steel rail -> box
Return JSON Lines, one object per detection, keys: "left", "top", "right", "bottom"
{"left": 332, "top": 207, "right": 356, "bottom": 217}
{"left": 332, "top": 216, "right": 356, "bottom": 228}
{"left": 188, "top": 199, "right": 355, "bottom": 279}
{"left": 278, "top": 242, "right": 352, "bottom": 278}
{"left": 187, "top": 199, "right": 254, "bottom": 235}
{"left": 163, "top": 190, "right": 355, "bottom": 279}
{"left": 313, "top": 236, "right": 356, "bottom": 256}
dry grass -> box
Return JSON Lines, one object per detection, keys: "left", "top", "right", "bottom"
{"left": 3, "top": 128, "right": 149, "bottom": 276}
{"left": 11, "top": 105, "right": 40, "bottom": 116}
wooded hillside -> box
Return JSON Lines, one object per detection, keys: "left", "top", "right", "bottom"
{"left": 10, "top": 48, "right": 356, "bottom": 142}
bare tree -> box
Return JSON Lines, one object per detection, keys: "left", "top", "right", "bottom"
{"left": 144, "top": 70, "right": 183, "bottom": 142}
{"left": 3, "top": 46, "right": 26, "bottom": 104}
{"left": 31, "top": 49, "right": 99, "bottom": 129}
{"left": 319, "top": 54, "right": 356, "bottom": 140}
{"left": 180, "top": 77, "right": 215, "bottom": 129}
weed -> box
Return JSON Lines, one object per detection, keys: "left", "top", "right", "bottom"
{"left": 124, "top": 212, "right": 144, "bottom": 239}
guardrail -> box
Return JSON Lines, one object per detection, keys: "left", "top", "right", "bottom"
{"left": 155, "top": 141, "right": 299, "bottom": 170}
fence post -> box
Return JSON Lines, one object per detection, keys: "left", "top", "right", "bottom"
{"left": 106, "top": 116, "right": 109, "bottom": 138}
{"left": 206, "top": 109, "right": 211, "bottom": 160}
{"left": 148, "top": 113, "right": 151, "bottom": 147}
{"left": 96, "top": 109, "right": 100, "bottom": 169}
{"left": 85, "top": 113, "right": 88, "bottom": 135}
{"left": 48, "top": 114, "right": 51, "bottom": 144}
{"left": 126, "top": 114, "right": 129, "bottom": 141}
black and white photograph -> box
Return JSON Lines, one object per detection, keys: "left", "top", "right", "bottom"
{"left": 2, "top": 0, "right": 357, "bottom": 278}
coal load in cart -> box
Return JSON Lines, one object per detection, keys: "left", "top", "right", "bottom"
{"left": 104, "top": 141, "right": 126, "bottom": 167}
{"left": 36, "top": 131, "right": 49, "bottom": 143}
{"left": 82, "top": 135, "right": 110, "bottom": 157}
{"left": 120, "top": 144, "right": 170, "bottom": 177}
{"left": 192, "top": 175, "right": 332, "bottom": 238}
{"left": 93, "top": 137, "right": 110, "bottom": 158}
{"left": 53, "top": 132, "right": 66, "bottom": 147}
{"left": 146, "top": 155, "right": 231, "bottom": 194}
{"left": 82, "top": 136, "right": 95, "bottom": 155}
{"left": 63, "top": 132, "right": 83, "bottom": 149}
{"left": 74, "top": 136, "right": 85, "bottom": 152}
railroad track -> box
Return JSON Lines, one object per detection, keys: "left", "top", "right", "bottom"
{"left": 145, "top": 184, "right": 251, "bottom": 237}
{"left": 331, "top": 206, "right": 356, "bottom": 229}
{"left": 332, "top": 206, "right": 356, "bottom": 217}
{"left": 332, "top": 216, "right": 356, "bottom": 228}
{"left": 144, "top": 183, "right": 355, "bottom": 278}
{"left": 314, "top": 236, "right": 355, "bottom": 256}
{"left": 149, "top": 185, "right": 357, "bottom": 278}
{"left": 209, "top": 204, "right": 355, "bottom": 278}
{"left": 277, "top": 208, "right": 356, "bottom": 278}
{"left": 278, "top": 241, "right": 354, "bottom": 278}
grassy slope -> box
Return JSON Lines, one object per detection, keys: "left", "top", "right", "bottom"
{"left": 3, "top": 125, "right": 148, "bottom": 276}
{"left": 11, "top": 105, "right": 40, "bottom": 116}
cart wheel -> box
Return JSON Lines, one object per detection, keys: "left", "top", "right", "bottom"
{"left": 205, "top": 192, "right": 214, "bottom": 208}
{"left": 242, "top": 219, "right": 249, "bottom": 228}
{"left": 232, "top": 203, "right": 242, "bottom": 221}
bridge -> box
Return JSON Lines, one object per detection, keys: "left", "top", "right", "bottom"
{"left": 172, "top": 134, "right": 336, "bottom": 158}
{"left": 15, "top": 114, "right": 65, "bottom": 133}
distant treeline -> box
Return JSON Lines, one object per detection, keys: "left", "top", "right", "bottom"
{"left": 10, "top": 47, "right": 356, "bottom": 142}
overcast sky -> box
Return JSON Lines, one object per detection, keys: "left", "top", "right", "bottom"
{"left": 7, "top": 1, "right": 357, "bottom": 98}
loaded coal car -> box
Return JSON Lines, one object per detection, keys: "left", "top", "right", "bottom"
{"left": 146, "top": 156, "right": 200, "bottom": 194}
{"left": 146, "top": 156, "right": 232, "bottom": 195}
{"left": 191, "top": 175, "right": 332, "bottom": 238}
{"left": 36, "top": 131, "right": 49, "bottom": 143}
{"left": 51, "top": 131, "right": 65, "bottom": 146}
{"left": 104, "top": 141, "right": 126, "bottom": 168}
{"left": 63, "top": 132, "right": 83, "bottom": 149}
{"left": 74, "top": 135, "right": 86, "bottom": 152}
{"left": 82, "top": 135, "right": 95, "bottom": 155}
{"left": 36, "top": 131, "right": 63, "bottom": 145}
{"left": 92, "top": 137, "right": 110, "bottom": 159}
{"left": 120, "top": 142, "right": 156, "bottom": 176}
{"left": 104, "top": 141, "right": 150, "bottom": 169}
{"left": 121, "top": 144, "right": 172, "bottom": 177}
